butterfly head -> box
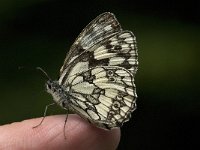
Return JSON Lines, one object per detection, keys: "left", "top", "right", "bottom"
{"left": 36, "top": 67, "right": 66, "bottom": 105}
{"left": 46, "top": 80, "right": 59, "bottom": 93}
{"left": 46, "top": 80, "right": 67, "bottom": 105}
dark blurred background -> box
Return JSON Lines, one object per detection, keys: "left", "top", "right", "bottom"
{"left": 0, "top": 0, "right": 199, "bottom": 149}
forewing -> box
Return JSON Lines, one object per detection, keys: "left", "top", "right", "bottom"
{"left": 66, "top": 66, "right": 137, "bottom": 129}
{"left": 60, "top": 12, "right": 121, "bottom": 74}
{"left": 92, "top": 31, "right": 138, "bottom": 75}
{"left": 59, "top": 31, "right": 138, "bottom": 85}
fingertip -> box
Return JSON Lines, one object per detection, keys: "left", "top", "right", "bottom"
{"left": 66, "top": 116, "right": 121, "bottom": 150}
{"left": 0, "top": 115, "right": 120, "bottom": 150}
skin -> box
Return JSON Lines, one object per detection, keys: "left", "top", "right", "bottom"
{"left": 0, "top": 115, "right": 120, "bottom": 150}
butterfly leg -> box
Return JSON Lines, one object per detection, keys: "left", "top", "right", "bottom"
{"left": 63, "top": 108, "right": 69, "bottom": 139}
{"left": 32, "top": 103, "right": 55, "bottom": 128}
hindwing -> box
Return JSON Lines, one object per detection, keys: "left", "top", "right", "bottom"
{"left": 66, "top": 66, "right": 137, "bottom": 128}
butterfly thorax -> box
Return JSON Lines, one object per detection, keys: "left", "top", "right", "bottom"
{"left": 46, "top": 80, "right": 69, "bottom": 108}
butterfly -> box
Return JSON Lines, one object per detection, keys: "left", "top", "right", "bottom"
{"left": 36, "top": 12, "right": 138, "bottom": 131}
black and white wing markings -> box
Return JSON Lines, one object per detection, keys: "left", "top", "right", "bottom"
{"left": 58, "top": 12, "right": 139, "bottom": 85}
{"left": 54, "top": 12, "right": 138, "bottom": 129}
{"left": 60, "top": 12, "right": 121, "bottom": 75}
{"left": 90, "top": 31, "right": 138, "bottom": 75}
{"left": 65, "top": 66, "right": 137, "bottom": 129}
{"left": 59, "top": 30, "right": 138, "bottom": 85}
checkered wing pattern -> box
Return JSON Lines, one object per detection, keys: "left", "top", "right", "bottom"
{"left": 58, "top": 12, "right": 138, "bottom": 129}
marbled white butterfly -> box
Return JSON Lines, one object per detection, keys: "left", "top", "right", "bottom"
{"left": 36, "top": 12, "right": 138, "bottom": 131}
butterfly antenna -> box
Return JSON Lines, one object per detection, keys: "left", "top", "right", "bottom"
{"left": 36, "top": 67, "right": 51, "bottom": 80}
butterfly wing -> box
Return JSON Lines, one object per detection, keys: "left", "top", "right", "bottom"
{"left": 67, "top": 66, "right": 137, "bottom": 129}
{"left": 59, "top": 30, "right": 138, "bottom": 85}
{"left": 59, "top": 12, "right": 121, "bottom": 76}
{"left": 59, "top": 12, "right": 138, "bottom": 129}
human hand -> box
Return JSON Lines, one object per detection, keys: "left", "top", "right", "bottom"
{"left": 0, "top": 115, "right": 120, "bottom": 150}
